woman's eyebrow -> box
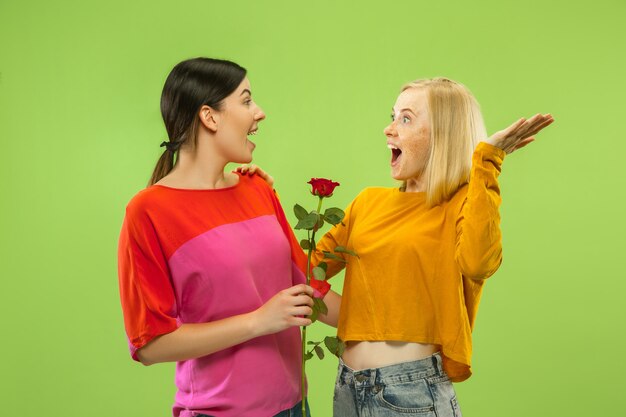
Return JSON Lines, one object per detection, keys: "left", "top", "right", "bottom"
{"left": 393, "top": 107, "right": 417, "bottom": 115}
{"left": 240, "top": 89, "right": 251, "bottom": 96}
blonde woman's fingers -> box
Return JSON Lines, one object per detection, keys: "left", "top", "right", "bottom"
{"left": 512, "top": 137, "right": 535, "bottom": 152}
{"left": 504, "top": 117, "right": 527, "bottom": 137}
{"left": 527, "top": 117, "right": 554, "bottom": 137}
{"left": 516, "top": 115, "right": 550, "bottom": 140}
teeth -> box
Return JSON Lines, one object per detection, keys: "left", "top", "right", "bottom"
{"left": 248, "top": 130, "right": 257, "bottom": 135}
{"left": 387, "top": 144, "right": 398, "bottom": 150}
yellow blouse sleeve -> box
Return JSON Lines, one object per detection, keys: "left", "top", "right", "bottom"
{"left": 455, "top": 142, "right": 506, "bottom": 280}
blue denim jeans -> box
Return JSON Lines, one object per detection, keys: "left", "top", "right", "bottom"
{"left": 196, "top": 399, "right": 310, "bottom": 417}
{"left": 333, "top": 352, "right": 462, "bottom": 417}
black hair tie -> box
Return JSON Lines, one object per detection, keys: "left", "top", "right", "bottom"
{"left": 160, "top": 141, "right": 177, "bottom": 152}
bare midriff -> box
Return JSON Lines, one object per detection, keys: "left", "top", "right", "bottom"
{"left": 341, "top": 341, "right": 439, "bottom": 371}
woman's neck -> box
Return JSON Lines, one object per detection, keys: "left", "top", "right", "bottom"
{"left": 157, "top": 141, "right": 236, "bottom": 190}
{"left": 403, "top": 176, "right": 426, "bottom": 193}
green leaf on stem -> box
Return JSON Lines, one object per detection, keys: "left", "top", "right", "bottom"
{"left": 304, "top": 351, "right": 314, "bottom": 361}
{"left": 315, "top": 215, "right": 325, "bottom": 230}
{"left": 314, "top": 345, "right": 325, "bottom": 360}
{"left": 318, "top": 262, "right": 328, "bottom": 272}
{"left": 309, "top": 303, "right": 319, "bottom": 323}
{"left": 324, "top": 336, "right": 346, "bottom": 358}
{"left": 324, "top": 214, "right": 342, "bottom": 225}
{"left": 300, "top": 239, "right": 311, "bottom": 250}
{"left": 324, "top": 208, "right": 345, "bottom": 225}
{"left": 295, "top": 213, "right": 319, "bottom": 230}
{"left": 323, "top": 251, "right": 347, "bottom": 263}
{"left": 294, "top": 204, "right": 308, "bottom": 220}
{"left": 334, "top": 246, "right": 360, "bottom": 258}
{"left": 314, "top": 296, "right": 328, "bottom": 315}
{"left": 312, "top": 266, "right": 326, "bottom": 281}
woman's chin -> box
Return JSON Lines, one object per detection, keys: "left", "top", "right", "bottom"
{"left": 231, "top": 154, "right": 253, "bottom": 165}
{"left": 390, "top": 169, "right": 405, "bottom": 181}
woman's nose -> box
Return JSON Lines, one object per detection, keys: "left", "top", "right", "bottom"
{"left": 384, "top": 122, "right": 395, "bottom": 137}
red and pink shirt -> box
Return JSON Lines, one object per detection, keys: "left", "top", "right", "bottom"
{"left": 118, "top": 173, "right": 326, "bottom": 417}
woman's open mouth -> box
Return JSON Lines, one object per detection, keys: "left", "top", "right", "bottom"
{"left": 389, "top": 144, "right": 402, "bottom": 166}
{"left": 247, "top": 129, "right": 258, "bottom": 150}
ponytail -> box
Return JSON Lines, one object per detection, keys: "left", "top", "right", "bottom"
{"left": 147, "top": 137, "right": 188, "bottom": 186}
{"left": 148, "top": 148, "right": 175, "bottom": 186}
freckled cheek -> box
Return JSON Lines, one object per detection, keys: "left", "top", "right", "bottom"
{"left": 403, "top": 138, "right": 431, "bottom": 166}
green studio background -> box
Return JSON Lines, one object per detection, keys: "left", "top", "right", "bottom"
{"left": 1, "top": 0, "right": 624, "bottom": 416}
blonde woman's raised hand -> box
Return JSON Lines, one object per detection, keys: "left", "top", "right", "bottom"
{"left": 484, "top": 113, "right": 554, "bottom": 154}
{"left": 236, "top": 164, "right": 274, "bottom": 188}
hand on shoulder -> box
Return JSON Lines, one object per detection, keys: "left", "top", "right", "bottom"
{"left": 235, "top": 164, "right": 275, "bottom": 188}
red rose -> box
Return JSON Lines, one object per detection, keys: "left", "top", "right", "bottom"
{"left": 308, "top": 178, "right": 340, "bottom": 197}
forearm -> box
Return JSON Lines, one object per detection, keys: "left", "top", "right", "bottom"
{"left": 137, "top": 311, "right": 262, "bottom": 365}
{"left": 138, "top": 283, "right": 315, "bottom": 365}
{"left": 318, "top": 290, "right": 341, "bottom": 328}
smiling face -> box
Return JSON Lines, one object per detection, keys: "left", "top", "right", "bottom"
{"left": 213, "top": 77, "right": 266, "bottom": 164}
{"left": 384, "top": 87, "right": 431, "bottom": 183}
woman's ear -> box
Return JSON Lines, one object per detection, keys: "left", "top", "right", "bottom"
{"left": 198, "top": 105, "right": 218, "bottom": 132}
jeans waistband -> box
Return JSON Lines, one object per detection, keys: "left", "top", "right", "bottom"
{"left": 338, "top": 352, "right": 444, "bottom": 387}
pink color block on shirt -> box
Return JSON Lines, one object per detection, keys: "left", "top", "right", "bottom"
{"left": 169, "top": 215, "right": 304, "bottom": 417}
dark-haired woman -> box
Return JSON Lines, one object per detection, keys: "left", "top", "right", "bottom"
{"left": 118, "top": 58, "right": 322, "bottom": 417}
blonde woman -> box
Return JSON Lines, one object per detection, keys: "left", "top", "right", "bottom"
{"left": 320, "top": 78, "right": 552, "bottom": 416}
{"left": 243, "top": 77, "right": 553, "bottom": 416}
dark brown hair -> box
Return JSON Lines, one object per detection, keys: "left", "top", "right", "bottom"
{"left": 148, "top": 58, "right": 247, "bottom": 186}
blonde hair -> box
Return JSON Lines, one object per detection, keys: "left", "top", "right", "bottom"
{"left": 401, "top": 77, "right": 487, "bottom": 207}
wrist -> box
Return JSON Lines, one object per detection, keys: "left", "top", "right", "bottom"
{"left": 245, "top": 310, "right": 265, "bottom": 338}
{"left": 476, "top": 141, "right": 507, "bottom": 160}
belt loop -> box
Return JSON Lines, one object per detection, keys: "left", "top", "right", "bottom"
{"left": 342, "top": 360, "right": 350, "bottom": 381}
{"left": 431, "top": 353, "right": 440, "bottom": 375}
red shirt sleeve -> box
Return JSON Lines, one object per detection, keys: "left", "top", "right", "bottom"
{"left": 117, "top": 200, "right": 179, "bottom": 361}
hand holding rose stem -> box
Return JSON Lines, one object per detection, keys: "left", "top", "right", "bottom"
{"left": 302, "top": 195, "right": 323, "bottom": 415}
{"left": 296, "top": 178, "right": 357, "bottom": 415}
{"left": 233, "top": 169, "right": 352, "bottom": 414}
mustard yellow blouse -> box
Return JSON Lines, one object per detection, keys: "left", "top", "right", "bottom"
{"left": 314, "top": 142, "right": 505, "bottom": 382}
